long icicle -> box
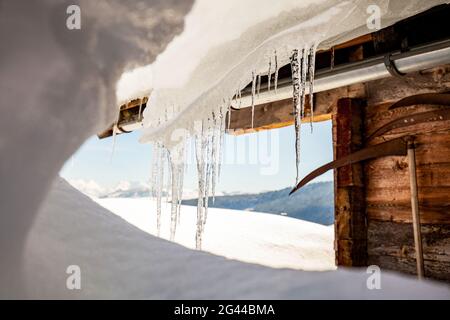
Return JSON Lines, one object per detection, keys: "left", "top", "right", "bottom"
{"left": 227, "top": 100, "right": 232, "bottom": 132}
{"left": 274, "top": 50, "right": 279, "bottom": 93}
{"left": 211, "top": 112, "right": 219, "bottom": 204}
{"left": 251, "top": 71, "right": 257, "bottom": 128}
{"left": 203, "top": 119, "right": 213, "bottom": 228}
{"left": 195, "top": 121, "right": 207, "bottom": 249}
{"left": 291, "top": 49, "right": 302, "bottom": 185}
{"left": 156, "top": 143, "right": 165, "bottom": 237}
{"left": 308, "top": 45, "right": 317, "bottom": 132}
{"left": 300, "top": 48, "right": 308, "bottom": 119}
{"left": 151, "top": 143, "right": 160, "bottom": 199}
{"left": 217, "top": 105, "right": 226, "bottom": 180}
{"left": 257, "top": 73, "right": 261, "bottom": 97}
{"left": 169, "top": 140, "right": 185, "bottom": 240}
{"left": 169, "top": 151, "right": 178, "bottom": 241}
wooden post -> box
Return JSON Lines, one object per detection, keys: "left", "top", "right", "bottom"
{"left": 407, "top": 138, "right": 425, "bottom": 279}
{"left": 333, "top": 98, "right": 367, "bottom": 266}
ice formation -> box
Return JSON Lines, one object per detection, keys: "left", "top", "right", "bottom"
{"left": 117, "top": 0, "right": 449, "bottom": 248}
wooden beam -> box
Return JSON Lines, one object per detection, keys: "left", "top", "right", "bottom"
{"left": 228, "top": 84, "right": 365, "bottom": 135}
{"left": 333, "top": 98, "right": 368, "bottom": 267}
{"left": 227, "top": 97, "right": 330, "bottom": 135}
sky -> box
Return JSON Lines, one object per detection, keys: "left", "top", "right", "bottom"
{"left": 60, "top": 120, "right": 333, "bottom": 194}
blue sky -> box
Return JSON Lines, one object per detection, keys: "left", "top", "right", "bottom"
{"left": 60, "top": 121, "right": 333, "bottom": 193}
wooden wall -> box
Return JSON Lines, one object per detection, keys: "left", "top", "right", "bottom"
{"left": 359, "top": 67, "right": 450, "bottom": 281}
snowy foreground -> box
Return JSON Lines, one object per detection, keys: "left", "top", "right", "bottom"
{"left": 23, "top": 179, "right": 450, "bottom": 299}
{"left": 95, "top": 197, "right": 335, "bottom": 271}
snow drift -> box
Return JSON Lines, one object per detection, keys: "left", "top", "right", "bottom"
{"left": 95, "top": 197, "right": 336, "bottom": 271}
{"left": 0, "top": 0, "right": 193, "bottom": 297}
{"left": 24, "top": 179, "right": 450, "bottom": 299}
{"left": 1, "top": 0, "right": 450, "bottom": 298}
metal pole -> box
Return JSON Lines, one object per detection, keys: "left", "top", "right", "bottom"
{"left": 407, "top": 138, "right": 425, "bottom": 279}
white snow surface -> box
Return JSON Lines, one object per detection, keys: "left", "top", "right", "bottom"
{"left": 2, "top": 0, "right": 450, "bottom": 299}
{"left": 95, "top": 197, "right": 336, "bottom": 271}
{"left": 24, "top": 179, "right": 450, "bottom": 299}
{"left": 0, "top": 0, "right": 194, "bottom": 297}
{"left": 115, "top": 0, "right": 450, "bottom": 145}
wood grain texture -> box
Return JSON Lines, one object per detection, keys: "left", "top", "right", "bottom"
{"left": 363, "top": 69, "right": 450, "bottom": 281}
{"left": 333, "top": 98, "right": 367, "bottom": 266}
{"left": 368, "top": 221, "right": 450, "bottom": 281}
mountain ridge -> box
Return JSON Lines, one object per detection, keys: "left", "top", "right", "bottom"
{"left": 182, "top": 181, "right": 334, "bottom": 225}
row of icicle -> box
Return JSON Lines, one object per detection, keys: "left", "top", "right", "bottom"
{"left": 145, "top": 45, "right": 317, "bottom": 249}
{"left": 150, "top": 105, "right": 226, "bottom": 249}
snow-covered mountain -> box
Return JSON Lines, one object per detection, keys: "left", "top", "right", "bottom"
{"left": 100, "top": 181, "right": 151, "bottom": 198}
{"left": 69, "top": 179, "right": 334, "bottom": 225}
{"left": 182, "top": 181, "right": 334, "bottom": 225}
{"left": 68, "top": 179, "right": 200, "bottom": 199}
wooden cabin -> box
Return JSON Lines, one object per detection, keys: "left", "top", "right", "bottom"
{"left": 101, "top": 5, "right": 450, "bottom": 282}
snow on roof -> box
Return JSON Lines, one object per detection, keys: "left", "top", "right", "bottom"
{"left": 115, "top": 0, "right": 449, "bottom": 145}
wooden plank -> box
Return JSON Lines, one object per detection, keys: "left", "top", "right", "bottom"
{"left": 228, "top": 85, "right": 365, "bottom": 135}
{"left": 367, "top": 206, "right": 450, "bottom": 225}
{"left": 367, "top": 221, "right": 450, "bottom": 281}
{"left": 327, "top": 34, "right": 373, "bottom": 51}
{"left": 228, "top": 97, "right": 313, "bottom": 135}
{"left": 333, "top": 98, "right": 367, "bottom": 266}
{"left": 363, "top": 69, "right": 450, "bottom": 281}
{"left": 364, "top": 131, "right": 450, "bottom": 224}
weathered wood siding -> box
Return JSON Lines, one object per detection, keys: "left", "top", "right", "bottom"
{"left": 363, "top": 69, "right": 450, "bottom": 281}
{"left": 333, "top": 98, "right": 367, "bottom": 266}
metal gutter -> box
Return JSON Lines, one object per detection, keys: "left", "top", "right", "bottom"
{"left": 233, "top": 40, "right": 450, "bottom": 109}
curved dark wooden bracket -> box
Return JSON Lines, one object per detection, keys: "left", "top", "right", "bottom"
{"left": 290, "top": 93, "right": 450, "bottom": 195}
{"left": 388, "top": 93, "right": 450, "bottom": 110}
{"left": 367, "top": 108, "right": 450, "bottom": 141}
{"left": 289, "top": 137, "right": 409, "bottom": 195}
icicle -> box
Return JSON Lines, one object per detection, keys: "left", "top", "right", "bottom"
{"left": 138, "top": 98, "right": 143, "bottom": 122}
{"left": 194, "top": 122, "right": 207, "bottom": 249}
{"left": 308, "top": 46, "right": 317, "bottom": 132}
{"left": 300, "top": 48, "right": 308, "bottom": 119}
{"left": 169, "top": 152, "right": 178, "bottom": 241}
{"left": 267, "top": 57, "right": 272, "bottom": 92}
{"left": 210, "top": 112, "right": 219, "bottom": 204}
{"left": 257, "top": 73, "right": 261, "bottom": 97}
{"left": 156, "top": 143, "right": 165, "bottom": 237}
{"left": 110, "top": 125, "right": 118, "bottom": 163}
{"left": 151, "top": 143, "right": 160, "bottom": 198}
{"left": 217, "top": 105, "right": 226, "bottom": 180}
{"left": 227, "top": 102, "right": 232, "bottom": 132}
{"left": 203, "top": 119, "right": 213, "bottom": 227}
{"left": 251, "top": 71, "right": 257, "bottom": 128}
{"left": 291, "top": 49, "right": 302, "bottom": 185}
{"left": 176, "top": 162, "right": 184, "bottom": 225}
{"left": 168, "top": 141, "right": 185, "bottom": 241}
{"left": 165, "top": 150, "right": 172, "bottom": 204}
{"left": 274, "top": 50, "right": 279, "bottom": 93}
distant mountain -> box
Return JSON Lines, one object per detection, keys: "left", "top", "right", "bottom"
{"left": 182, "top": 181, "right": 334, "bottom": 225}
{"left": 68, "top": 179, "right": 154, "bottom": 199}
{"left": 70, "top": 177, "right": 334, "bottom": 225}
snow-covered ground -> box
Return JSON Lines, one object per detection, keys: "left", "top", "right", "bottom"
{"left": 95, "top": 197, "right": 335, "bottom": 271}
{"left": 4, "top": 1, "right": 450, "bottom": 299}
{"left": 23, "top": 179, "right": 450, "bottom": 299}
